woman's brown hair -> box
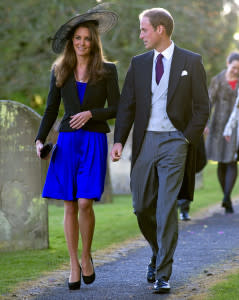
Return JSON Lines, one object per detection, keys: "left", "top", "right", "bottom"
{"left": 53, "top": 21, "right": 108, "bottom": 87}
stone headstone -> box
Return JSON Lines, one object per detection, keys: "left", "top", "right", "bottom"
{"left": 0, "top": 100, "right": 48, "bottom": 251}
{"left": 108, "top": 127, "right": 132, "bottom": 195}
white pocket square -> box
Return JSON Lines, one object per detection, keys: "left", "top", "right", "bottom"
{"left": 181, "top": 70, "right": 188, "bottom": 76}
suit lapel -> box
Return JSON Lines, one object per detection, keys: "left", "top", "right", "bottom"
{"left": 141, "top": 51, "right": 154, "bottom": 106}
{"left": 167, "top": 46, "right": 186, "bottom": 104}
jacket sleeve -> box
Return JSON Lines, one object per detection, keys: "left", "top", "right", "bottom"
{"left": 35, "top": 70, "right": 61, "bottom": 143}
{"left": 114, "top": 58, "right": 136, "bottom": 147}
{"left": 223, "top": 88, "right": 239, "bottom": 136}
{"left": 183, "top": 55, "right": 210, "bottom": 145}
{"left": 90, "top": 64, "right": 120, "bottom": 121}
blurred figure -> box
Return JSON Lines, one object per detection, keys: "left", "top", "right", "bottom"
{"left": 205, "top": 52, "right": 239, "bottom": 213}
{"left": 178, "top": 135, "right": 207, "bottom": 221}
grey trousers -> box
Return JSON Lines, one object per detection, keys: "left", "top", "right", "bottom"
{"left": 131, "top": 131, "right": 188, "bottom": 281}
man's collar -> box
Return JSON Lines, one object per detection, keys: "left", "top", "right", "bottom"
{"left": 154, "top": 41, "right": 174, "bottom": 61}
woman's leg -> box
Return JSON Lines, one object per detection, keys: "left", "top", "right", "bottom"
{"left": 224, "top": 161, "right": 238, "bottom": 199}
{"left": 217, "top": 162, "right": 226, "bottom": 192}
{"left": 78, "top": 198, "right": 95, "bottom": 275}
{"left": 64, "top": 200, "right": 81, "bottom": 282}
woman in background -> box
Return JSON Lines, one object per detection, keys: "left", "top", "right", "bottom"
{"left": 35, "top": 7, "right": 119, "bottom": 290}
{"left": 205, "top": 52, "right": 239, "bottom": 213}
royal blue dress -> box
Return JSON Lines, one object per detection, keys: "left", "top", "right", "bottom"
{"left": 42, "top": 81, "right": 108, "bottom": 201}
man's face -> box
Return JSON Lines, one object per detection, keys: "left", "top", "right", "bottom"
{"left": 139, "top": 16, "right": 161, "bottom": 50}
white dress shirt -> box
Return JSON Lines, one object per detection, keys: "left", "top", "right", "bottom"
{"left": 147, "top": 41, "right": 177, "bottom": 132}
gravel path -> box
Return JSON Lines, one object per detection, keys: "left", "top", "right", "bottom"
{"left": 7, "top": 200, "right": 239, "bottom": 300}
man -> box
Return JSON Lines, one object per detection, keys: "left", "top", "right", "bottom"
{"left": 111, "top": 8, "right": 209, "bottom": 294}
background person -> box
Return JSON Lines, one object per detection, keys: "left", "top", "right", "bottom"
{"left": 205, "top": 52, "right": 239, "bottom": 213}
{"left": 111, "top": 7, "right": 209, "bottom": 294}
{"left": 35, "top": 7, "right": 119, "bottom": 290}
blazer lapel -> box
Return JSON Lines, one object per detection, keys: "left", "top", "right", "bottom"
{"left": 167, "top": 46, "right": 186, "bottom": 104}
{"left": 141, "top": 51, "right": 154, "bottom": 106}
{"left": 67, "top": 72, "right": 83, "bottom": 110}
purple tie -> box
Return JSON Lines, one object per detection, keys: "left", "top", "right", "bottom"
{"left": 155, "top": 53, "right": 164, "bottom": 85}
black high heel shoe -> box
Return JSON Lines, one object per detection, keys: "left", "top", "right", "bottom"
{"left": 82, "top": 257, "right": 95, "bottom": 284}
{"left": 68, "top": 266, "right": 81, "bottom": 290}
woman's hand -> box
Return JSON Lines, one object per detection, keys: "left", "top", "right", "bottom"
{"left": 70, "top": 111, "right": 92, "bottom": 129}
{"left": 36, "top": 140, "right": 43, "bottom": 158}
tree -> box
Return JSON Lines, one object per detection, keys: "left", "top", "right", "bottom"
{"left": 0, "top": 0, "right": 238, "bottom": 113}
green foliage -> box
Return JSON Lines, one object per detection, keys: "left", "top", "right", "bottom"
{"left": 0, "top": 0, "right": 238, "bottom": 113}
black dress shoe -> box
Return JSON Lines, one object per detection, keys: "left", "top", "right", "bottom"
{"left": 82, "top": 257, "right": 95, "bottom": 284}
{"left": 180, "top": 212, "right": 191, "bottom": 221}
{"left": 153, "top": 279, "right": 170, "bottom": 294}
{"left": 147, "top": 264, "right": 156, "bottom": 283}
{"left": 68, "top": 266, "right": 81, "bottom": 290}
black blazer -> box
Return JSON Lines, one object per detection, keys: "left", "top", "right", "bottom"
{"left": 114, "top": 45, "right": 210, "bottom": 200}
{"left": 36, "top": 62, "right": 120, "bottom": 143}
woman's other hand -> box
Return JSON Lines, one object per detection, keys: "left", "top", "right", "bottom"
{"left": 36, "top": 140, "right": 43, "bottom": 158}
{"left": 70, "top": 111, "right": 92, "bottom": 129}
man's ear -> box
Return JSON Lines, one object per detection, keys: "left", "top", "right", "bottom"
{"left": 156, "top": 24, "right": 164, "bottom": 34}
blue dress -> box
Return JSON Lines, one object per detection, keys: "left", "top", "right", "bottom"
{"left": 42, "top": 81, "right": 108, "bottom": 201}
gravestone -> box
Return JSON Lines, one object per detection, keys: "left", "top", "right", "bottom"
{"left": 108, "top": 127, "right": 132, "bottom": 195}
{"left": 0, "top": 100, "right": 49, "bottom": 251}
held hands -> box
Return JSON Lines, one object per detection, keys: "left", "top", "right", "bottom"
{"left": 70, "top": 111, "right": 92, "bottom": 129}
{"left": 111, "top": 143, "right": 123, "bottom": 162}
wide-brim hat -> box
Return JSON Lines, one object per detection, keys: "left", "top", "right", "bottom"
{"left": 52, "top": 6, "right": 118, "bottom": 54}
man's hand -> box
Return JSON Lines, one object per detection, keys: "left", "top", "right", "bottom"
{"left": 204, "top": 126, "right": 209, "bottom": 135}
{"left": 225, "top": 135, "right": 231, "bottom": 142}
{"left": 111, "top": 143, "right": 123, "bottom": 162}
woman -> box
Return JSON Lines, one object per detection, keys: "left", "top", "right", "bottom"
{"left": 35, "top": 7, "right": 119, "bottom": 290}
{"left": 205, "top": 52, "right": 239, "bottom": 214}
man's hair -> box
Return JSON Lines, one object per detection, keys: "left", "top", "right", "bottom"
{"left": 227, "top": 51, "right": 239, "bottom": 64}
{"left": 139, "top": 8, "right": 174, "bottom": 37}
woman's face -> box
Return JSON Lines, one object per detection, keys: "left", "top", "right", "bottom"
{"left": 227, "top": 60, "right": 239, "bottom": 79}
{"left": 72, "top": 26, "right": 91, "bottom": 57}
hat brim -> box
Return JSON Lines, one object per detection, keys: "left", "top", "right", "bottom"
{"left": 52, "top": 10, "right": 118, "bottom": 54}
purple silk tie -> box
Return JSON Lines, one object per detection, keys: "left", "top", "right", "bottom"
{"left": 155, "top": 53, "right": 164, "bottom": 85}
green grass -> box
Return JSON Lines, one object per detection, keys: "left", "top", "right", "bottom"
{"left": 0, "top": 161, "right": 239, "bottom": 296}
{"left": 207, "top": 272, "right": 239, "bottom": 300}
{"left": 0, "top": 195, "right": 139, "bottom": 295}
